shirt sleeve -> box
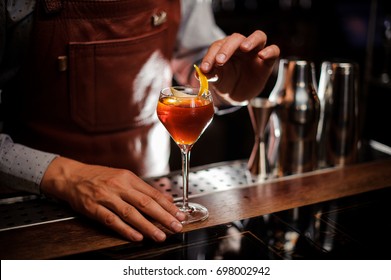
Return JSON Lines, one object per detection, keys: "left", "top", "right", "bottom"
{"left": 0, "top": 134, "right": 58, "bottom": 194}
{"left": 172, "top": 0, "right": 226, "bottom": 85}
{"left": 173, "top": 0, "right": 244, "bottom": 113}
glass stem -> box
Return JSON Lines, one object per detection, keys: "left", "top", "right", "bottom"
{"left": 180, "top": 145, "right": 192, "bottom": 210}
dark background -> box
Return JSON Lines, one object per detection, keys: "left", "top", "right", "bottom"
{"left": 170, "top": 0, "right": 391, "bottom": 171}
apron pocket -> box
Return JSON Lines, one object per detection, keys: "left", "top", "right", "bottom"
{"left": 69, "top": 28, "right": 169, "bottom": 132}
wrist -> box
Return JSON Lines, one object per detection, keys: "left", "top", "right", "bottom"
{"left": 40, "top": 156, "right": 85, "bottom": 201}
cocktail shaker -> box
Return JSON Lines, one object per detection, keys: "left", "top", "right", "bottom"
{"left": 317, "top": 61, "right": 360, "bottom": 167}
{"left": 275, "top": 59, "right": 320, "bottom": 176}
{"left": 267, "top": 59, "right": 288, "bottom": 172}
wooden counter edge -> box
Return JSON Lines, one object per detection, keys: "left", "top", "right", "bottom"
{"left": 1, "top": 158, "right": 391, "bottom": 259}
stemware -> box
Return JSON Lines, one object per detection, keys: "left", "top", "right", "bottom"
{"left": 156, "top": 86, "right": 214, "bottom": 224}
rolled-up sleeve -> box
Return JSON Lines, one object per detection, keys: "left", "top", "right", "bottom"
{"left": 0, "top": 134, "right": 58, "bottom": 194}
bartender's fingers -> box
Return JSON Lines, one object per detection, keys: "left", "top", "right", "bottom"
{"left": 92, "top": 204, "right": 145, "bottom": 242}
{"left": 238, "top": 30, "right": 267, "bottom": 53}
{"left": 201, "top": 31, "right": 267, "bottom": 71}
{"left": 119, "top": 189, "right": 185, "bottom": 236}
{"left": 202, "top": 34, "right": 241, "bottom": 68}
{"left": 109, "top": 192, "right": 182, "bottom": 242}
{"left": 258, "top": 44, "right": 281, "bottom": 66}
{"left": 131, "top": 179, "right": 185, "bottom": 220}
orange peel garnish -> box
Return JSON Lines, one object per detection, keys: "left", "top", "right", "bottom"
{"left": 194, "top": 64, "right": 208, "bottom": 96}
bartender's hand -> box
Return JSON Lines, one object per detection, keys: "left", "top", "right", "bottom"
{"left": 200, "top": 30, "right": 280, "bottom": 102}
{"left": 40, "top": 157, "right": 186, "bottom": 242}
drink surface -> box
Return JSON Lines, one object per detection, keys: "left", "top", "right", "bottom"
{"left": 157, "top": 96, "right": 214, "bottom": 145}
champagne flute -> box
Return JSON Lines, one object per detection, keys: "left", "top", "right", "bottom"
{"left": 156, "top": 86, "right": 214, "bottom": 224}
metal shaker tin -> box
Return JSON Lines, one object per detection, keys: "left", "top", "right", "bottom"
{"left": 317, "top": 61, "right": 360, "bottom": 167}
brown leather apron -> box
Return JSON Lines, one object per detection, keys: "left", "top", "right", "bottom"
{"left": 4, "top": 0, "right": 180, "bottom": 176}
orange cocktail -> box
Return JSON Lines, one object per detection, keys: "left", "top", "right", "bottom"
{"left": 157, "top": 95, "right": 214, "bottom": 145}
{"left": 156, "top": 85, "right": 214, "bottom": 224}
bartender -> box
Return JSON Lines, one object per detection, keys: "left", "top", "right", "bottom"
{"left": 0, "top": 0, "right": 280, "bottom": 242}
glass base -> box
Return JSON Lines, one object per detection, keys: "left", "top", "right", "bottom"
{"left": 175, "top": 202, "right": 209, "bottom": 224}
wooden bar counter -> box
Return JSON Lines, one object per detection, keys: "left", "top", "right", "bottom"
{"left": 1, "top": 145, "right": 391, "bottom": 260}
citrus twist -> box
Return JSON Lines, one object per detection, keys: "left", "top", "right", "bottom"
{"left": 194, "top": 64, "right": 208, "bottom": 96}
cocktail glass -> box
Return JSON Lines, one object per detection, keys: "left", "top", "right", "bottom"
{"left": 157, "top": 86, "right": 214, "bottom": 224}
